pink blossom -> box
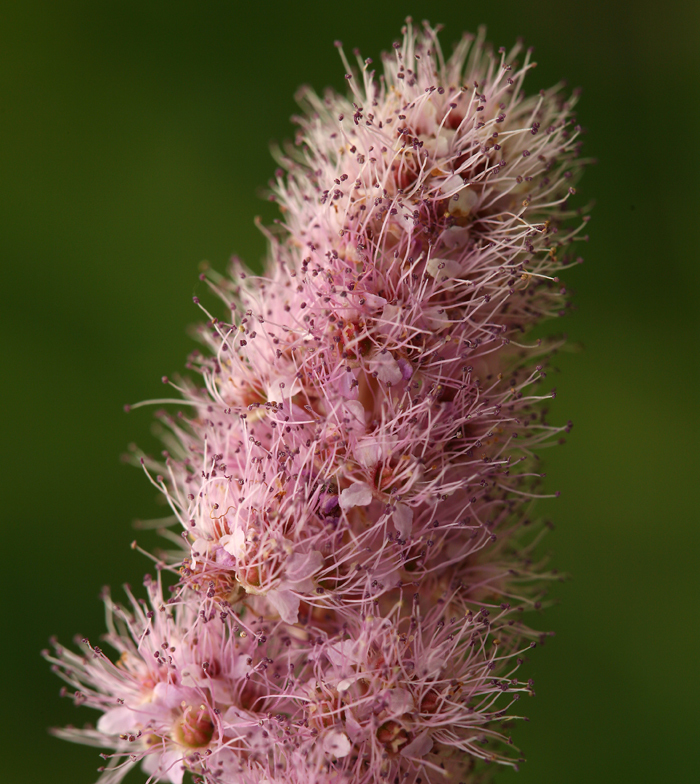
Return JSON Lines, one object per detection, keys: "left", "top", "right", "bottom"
{"left": 48, "top": 19, "right": 588, "bottom": 783}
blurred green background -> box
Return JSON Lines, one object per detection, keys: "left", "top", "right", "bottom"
{"left": 2, "top": 1, "right": 697, "bottom": 782}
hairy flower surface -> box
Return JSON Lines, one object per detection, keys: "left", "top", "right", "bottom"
{"left": 48, "top": 19, "right": 589, "bottom": 784}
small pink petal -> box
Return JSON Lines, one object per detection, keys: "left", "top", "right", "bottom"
{"left": 400, "top": 730, "right": 433, "bottom": 759}
{"left": 339, "top": 482, "right": 373, "bottom": 510}
{"left": 266, "top": 588, "right": 301, "bottom": 624}
{"left": 369, "top": 352, "right": 403, "bottom": 384}
{"left": 97, "top": 706, "right": 135, "bottom": 735}
{"left": 323, "top": 729, "right": 352, "bottom": 758}
{"left": 393, "top": 503, "right": 413, "bottom": 538}
{"left": 284, "top": 549, "right": 323, "bottom": 583}
{"left": 354, "top": 438, "right": 382, "bottom": 468}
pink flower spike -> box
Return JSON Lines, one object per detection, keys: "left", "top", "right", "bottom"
{"left": 48, "top": 19, "right": 590, "bottom": 784}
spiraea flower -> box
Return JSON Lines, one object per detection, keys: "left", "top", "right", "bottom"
{"left": 47, "top": 19, "right": 590, "bottom": 784}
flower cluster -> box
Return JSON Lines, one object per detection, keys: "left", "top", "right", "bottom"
{"left": 47, "top": 19, "right": 589, "bottom": 784}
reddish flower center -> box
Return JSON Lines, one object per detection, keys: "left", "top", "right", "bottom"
{"left": 172, "top": 703, "right": 215, "bottom": 749}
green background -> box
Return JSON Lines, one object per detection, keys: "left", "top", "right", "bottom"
{"left": 2, "top": 1, "right": 697, "bottom": 782}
